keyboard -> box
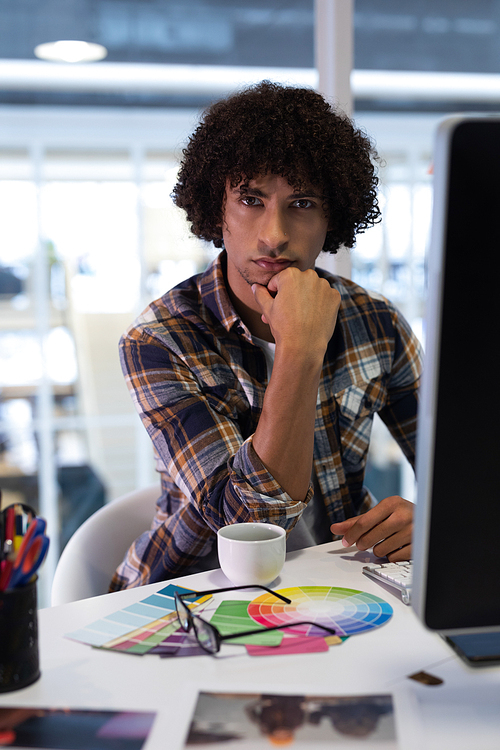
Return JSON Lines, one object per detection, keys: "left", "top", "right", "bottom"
{"left": 362, "top": 561, "right": 413, "bottom": 605}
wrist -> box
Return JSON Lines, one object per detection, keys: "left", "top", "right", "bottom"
{"left": 273, "top": 338, "right": 326, "bottom": 372}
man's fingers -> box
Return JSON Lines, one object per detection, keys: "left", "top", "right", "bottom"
{"left": 251, "top": 282, "right": 270, "bottom": 307}
{"left": 352, "top": 514, "right": 413, "bottom": 552}
{"left": 266, "top": 274, "right": 280, "bottom": 294}
{"left": 331, "top": 505, "right": 391, "bottom": 547}
{"left": 330, "top": 518, "right": 357, "bottom": 547}
{"left": 330, "top": 496, "right": 414, "bottom": 557}
{"left": 385, "top": 543, "right": 412, "bottom": 562}
{"left": 251, "top": 283, "right": 274, "bottom": 324}
{"left": 371, "top": 527, "right": 412, "bottom": 558}
{"left": 330, "top": 518, "right": 357, "bottom": 534}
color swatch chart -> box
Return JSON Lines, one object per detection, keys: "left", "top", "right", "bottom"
{"left": 65, "top": 584, "right": 206, "bottom": 654}
{"left": 65, "top": 587, "right": 284, "bottom": 656}
{"left": 247, "top": 586, "right": 393, "bottom": 637}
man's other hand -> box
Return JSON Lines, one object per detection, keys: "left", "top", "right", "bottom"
{"left": 330, "top": 495, "right": 413, "bottom": 561}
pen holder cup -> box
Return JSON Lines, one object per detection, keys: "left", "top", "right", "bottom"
{"left": 0, "top": 577, "right": 40, "bottom": 692}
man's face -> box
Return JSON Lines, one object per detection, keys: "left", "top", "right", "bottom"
{"left": 221, "top": 173, "right": 330, "bottom": 313}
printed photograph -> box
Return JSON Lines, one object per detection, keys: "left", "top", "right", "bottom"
{"left": 0, "top": 707, "right": 156, "bottom": 749}
{"left": 184, "top": 691, "right": 398, "bottom": 749}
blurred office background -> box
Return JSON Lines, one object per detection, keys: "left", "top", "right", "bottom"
{"left": 1, "top": 0, "right": 498, "bottom": 604}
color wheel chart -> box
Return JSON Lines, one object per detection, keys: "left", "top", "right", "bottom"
{"left": 247, "top": 586, "right": 393, "bottom": 637}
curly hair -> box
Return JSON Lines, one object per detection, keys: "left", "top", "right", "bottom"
{"left": 172, "top": 81, "right": 380, "bottom": 253}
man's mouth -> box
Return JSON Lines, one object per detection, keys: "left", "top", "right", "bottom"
{"left": 254, "top": 257, "right": 293, "bottom": 273}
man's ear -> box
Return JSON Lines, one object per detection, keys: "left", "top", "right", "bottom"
{"left": 326, "top": 210, "right": 337, "bottom": 233}
{"left": 215, "top": 211, "right": 225, "bottom": 233}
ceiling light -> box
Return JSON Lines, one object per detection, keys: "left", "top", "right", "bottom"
{"left": 34, "top": 40, "right": 108, "bottom": 63}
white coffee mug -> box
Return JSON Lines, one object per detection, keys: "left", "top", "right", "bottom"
{"left": 217, "top": 522, "right": 286, "bottom": 586}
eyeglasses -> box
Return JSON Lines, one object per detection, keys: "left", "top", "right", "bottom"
{"left": 174, "top": 585, "right": 337, "bottom": 655}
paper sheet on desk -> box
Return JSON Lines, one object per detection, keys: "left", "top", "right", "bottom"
{"left": 246, "top": 635, "right": 330, "bottom": 656}
{"left": 210, "top": 599, "right": 283, "bottom": 645}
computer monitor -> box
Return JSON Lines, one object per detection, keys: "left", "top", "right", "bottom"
{"left": 412, "top": 115, "right": 500, "bottom": 635}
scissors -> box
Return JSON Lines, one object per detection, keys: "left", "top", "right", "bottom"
{"left": 7, "top": 517, "right": 50, "bottom": 589}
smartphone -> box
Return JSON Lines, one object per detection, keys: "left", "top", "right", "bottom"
{"left": 443, "top": 631, "right": 500, "bottom": 667}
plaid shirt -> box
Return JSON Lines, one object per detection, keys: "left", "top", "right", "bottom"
{"left": 110, "top": 252, "right": 422, "bottom": 590}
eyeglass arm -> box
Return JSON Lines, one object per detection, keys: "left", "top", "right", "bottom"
{"left": 178, "top": 585, "right": 291, "bottom": 604}
{"left": 219, "top": 620, "right": 337, "bottom": 642}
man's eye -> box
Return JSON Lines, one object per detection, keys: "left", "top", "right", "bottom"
{"left": 292, "top": 199, "right": 313, "bottom": 209}
{"left": 241, "top": 196, "right": 262, "bottom": 206}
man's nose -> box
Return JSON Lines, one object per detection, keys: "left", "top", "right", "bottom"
{"left": 258, "top": 208, "right": 288, "bottom": 250}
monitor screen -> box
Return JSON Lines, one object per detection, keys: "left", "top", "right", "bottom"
{"left": 412, "top": 115, "right": 500, "bottom": 633}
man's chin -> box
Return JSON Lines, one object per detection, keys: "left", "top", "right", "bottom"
{"left": 240, "top": 269, "right": 275, "bottom": 288}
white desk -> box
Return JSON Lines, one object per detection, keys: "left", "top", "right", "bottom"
{"left": 1, "top": 542, "right": 500, "bottom": 749}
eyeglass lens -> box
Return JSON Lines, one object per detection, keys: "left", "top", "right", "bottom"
{"left": 176, "top": 596, "right": 191, "bottom": 631}
{"left": 192, "top": 617, "right": 219, "bottom": 654}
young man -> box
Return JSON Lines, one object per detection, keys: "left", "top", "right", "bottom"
{"left": 110, "top": 81, "right": 422, "bottom": 591}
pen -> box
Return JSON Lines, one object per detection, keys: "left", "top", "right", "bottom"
{"left": 3, "top": 505, "right": 15, "bottom": 561}
{"left": 14, "top": 505, "right": 25, "bottom": 553}
{"left": 0, "top": 558, "right": 13, "bottom": 592}
{"left": 0, "top": 506, "right": 4, "bottom": 562}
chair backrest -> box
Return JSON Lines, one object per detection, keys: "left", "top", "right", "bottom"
{"left": 50, "top": 484, "right": 159, "bottom": 606}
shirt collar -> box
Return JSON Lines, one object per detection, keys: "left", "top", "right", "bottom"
{"left": 198, "top": 251, "right": 254, "bottom": 342}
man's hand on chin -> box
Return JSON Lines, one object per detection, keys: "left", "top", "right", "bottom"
{"left": 251, "top": 267, "right": 340, "bottom": 350}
